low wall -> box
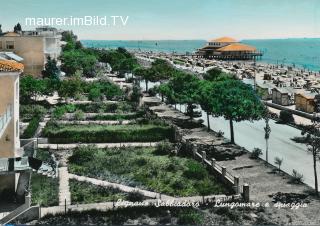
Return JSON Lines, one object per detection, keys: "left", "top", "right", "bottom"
{"left": 264, "top": 101, "right": 316, "bottom": 120}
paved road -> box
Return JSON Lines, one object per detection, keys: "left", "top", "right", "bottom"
{"left": 139, "top": 74, "right": 320, "bottom": 190}
{"left": 178, "top": 104, "right": 320, "bottom": 190}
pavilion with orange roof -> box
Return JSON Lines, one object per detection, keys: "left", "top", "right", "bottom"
{"left": 196, "top": 37, "right": 262, "bottom": 60}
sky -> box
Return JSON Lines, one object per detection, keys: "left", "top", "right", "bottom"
{"left": 0, "top": 0, "right": 320, "bottom": 40}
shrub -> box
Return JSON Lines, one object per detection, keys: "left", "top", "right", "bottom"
{"left": 126, "top": 191, "right": 144, "bottom": 202}
{"left": 290, "top": 169, "right": 304, "bottom": 184}
{"left": 183, "top": 161, "right": 207, "bottom": 180}
{"left": 177, "top": 210, "right": 203, "bottom": 225}
{"left": 52, "top": 104, "right": 76, "bottom": 119}
{"left": 250, "top": 148, "right": 263, "bottom": 159}
{"left": 74, "top": 110, "right": 85, "bottom": 121}
{"left": 88, "top": 87, "right": 101, "bottom": 101}
{"left": 291, "top": 136, "right": 309, "bottom": 143}
{"left": 279, "top": 110, "right": 294, "bottom": 124}
{"left": 21, "top": 115, "right": 41, "bottom": 139}
{"left": 20, "top": 105, "right": 46, "bottom": 122}
{"left": 154, "top": 140, "right": 173, "bottom": 155}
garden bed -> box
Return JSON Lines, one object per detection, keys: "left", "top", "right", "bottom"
{"left": 70, "top": 179, "right": 130, "bottom": 204}
{"left": 42, "top": 123, "right": 175, "bottom": 143}
{"left": 68, "top": 146, "right": 228, "bottom": 196}
{"left": 31, "top": 173, "right": 59, "bottom": 207}
{"left": 35, "top": 207, "right": 203, "bottom": 225}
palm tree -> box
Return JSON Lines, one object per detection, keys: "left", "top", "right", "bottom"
{"left": 274, "top": 157, "right": 283, "bottom": 173}
{"left": 264, "top": 113, "right": 271, "bottom": 163}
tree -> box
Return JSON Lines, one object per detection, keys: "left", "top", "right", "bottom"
{"left": 166, "top": 71, "right": 200, "bottom": 119}
{"left": 118, "top": 57, "right": 138, "bottom": 76}
{"left": 274, "top": 157, "right": 283, "bottom": 173}
{"left": 264, "top": 112, "right": 271, "bottom": 163}
{"left": 20, "top": 75, "right": 46, "bottom": 103}
{"left": 0, "top": 24, "right": 2, "bottom": 34}
{"left": 301, "top": 118, "right": 320, "bottom": 196}
{"left": 151, "top": 59, "right": 175, "bottom": 80}
{"left": 203, "top": 68, "right": 235, "bottom": 82}
{"left": 198, "top": 80, "right": 215, "bottom": 131}
{"left": 211, "top": 80, "right": 266, "bottom": 144}
{"left": 58, "top": 71, "right": 84, "bottom": 100}
{"left": 43, "top": 56, "right": 59, "bottom": 78}
{"left": 133, "top": 67, "right": 154, "bottom": 91}
{"left": 13, "top": 23, "right": 22, "bottom": 33}
{"left": 158, "top": 83, "right": 178, "bottom": 106}
{"left": 60, "top": 50, "right": 97, "bottom": 76}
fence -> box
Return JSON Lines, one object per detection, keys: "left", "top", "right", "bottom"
{"left": 189, "top": 142, "right": 240, "bottom": 194}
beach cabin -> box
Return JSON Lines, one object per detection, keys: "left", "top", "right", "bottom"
{"left": 295, "top": 93, "right": 316, "bottom": 113}
{"left": 256, "top": 82, "right": 274, "bottom": 100}
{"left": 272, "top": 87, "right": 294, "bottom": 106}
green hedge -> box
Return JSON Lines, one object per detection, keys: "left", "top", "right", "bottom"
{"left": 43, "top": 123, "right": 175, "bottom": 143}
{"left": 92, "top": 112, "right": 144, "bottom": 121}
{"left": 21, "top": 115, "right": 41, "bottom": 139}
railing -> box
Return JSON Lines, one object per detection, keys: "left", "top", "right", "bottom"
{"left": 0, "top": 104, "right": 13, "bottom": 137}
{"left": 185, "top": 139, "right": 241, "bottom": 195}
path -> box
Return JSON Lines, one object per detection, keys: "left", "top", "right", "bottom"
{"left": 69, "top": 174, "right": 172, "bottom": 200}
{"left": 38, "top": 142, "right": 159, "bottom": 150}
{"left": 58, "top": 167, "right": 71, "bottom": 206}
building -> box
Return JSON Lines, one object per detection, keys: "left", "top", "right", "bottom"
{"left": 0, "top": 26, "right": 62, "bottom": 76}
{"left": 0, "top": 59, "right": 23, "bottom": 199}
{"left": 256, "top": 81, "right": 274, "bottom": 100}
{"left": 295, "top": 93, "right": 316, "bottom": 113}
{"left": 196, "top": 37, "right": 262, "bottom": 60}
{"left": 272, "top": 87, "right": 294, "bottom": 106}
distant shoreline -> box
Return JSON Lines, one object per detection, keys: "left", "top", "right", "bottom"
{"left": 81, "top": 39, "right": 320, "bottom": 72}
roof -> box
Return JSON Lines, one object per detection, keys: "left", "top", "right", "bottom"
{"left": 295, "top": 92, "right": 316, "bottom": 100}
{"left": 257, "top": 81, "right": 274, "bottom": 89}
{"left": 1, "top": 32, "right": 21, "bottom": 37}
{"left": 0, "top": 60, "right": 24, "bottom": 72}
{"left": 208, "top": 37, "right": 238, "bottom": 43}
{"left": 0, "top": 52, "right": 24, "bottom": 62}
{"left": 216, "top": 43, "right": 257, "bottom": 52}
{"left": 272, "top": 87, "right": 294, "bottom": 94}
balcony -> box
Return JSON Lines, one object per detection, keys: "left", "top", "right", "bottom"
{"left": 0, "top": 104, "right": 13, "bottom": 138}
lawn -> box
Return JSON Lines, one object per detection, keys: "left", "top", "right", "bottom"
{"left": 42, "top": 122, "right": 175, "bottom": 143}
{"left": 70, "top": 179, "right": 128, "bottom": 204}
{"left": 31, "top": 173, "right": 59, "bottom": 207}
{"left": 68, "top": 146, "right": 227, "bottom": 197}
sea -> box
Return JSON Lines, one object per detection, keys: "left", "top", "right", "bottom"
{"left": 81, "top": 39, "right": 320, "bottom": 72}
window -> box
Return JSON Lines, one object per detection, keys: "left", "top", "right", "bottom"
{"left": 6, "top": 41, "right": 14, "bottom": 50}
{"left": 16, "top": 120, "right": 18, "bottom": 137}
{"left": 0, "top": 41, "right": 2, "bottom": 49}
{"left": 16, "top": 81, "right": 19, "bottom": 101}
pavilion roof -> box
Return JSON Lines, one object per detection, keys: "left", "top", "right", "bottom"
{"left": 216, "top": 43, "right": 257, "bottom": 52}
{"left": 208, "top": 37, "right": 238, "bottom": 43}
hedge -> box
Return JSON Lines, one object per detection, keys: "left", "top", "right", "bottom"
{"left": 92, "top": 112, "right": 144, "bottom": 121}
{"left": 21, "top": 115, "right": 41, "bottom": 139}
{"left": 43, "top": 123, "right": 175, "bottom": 143}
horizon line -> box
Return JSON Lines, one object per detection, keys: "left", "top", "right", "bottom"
{"left": 80, "top": 37, "right": 320, "bottom": 41}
